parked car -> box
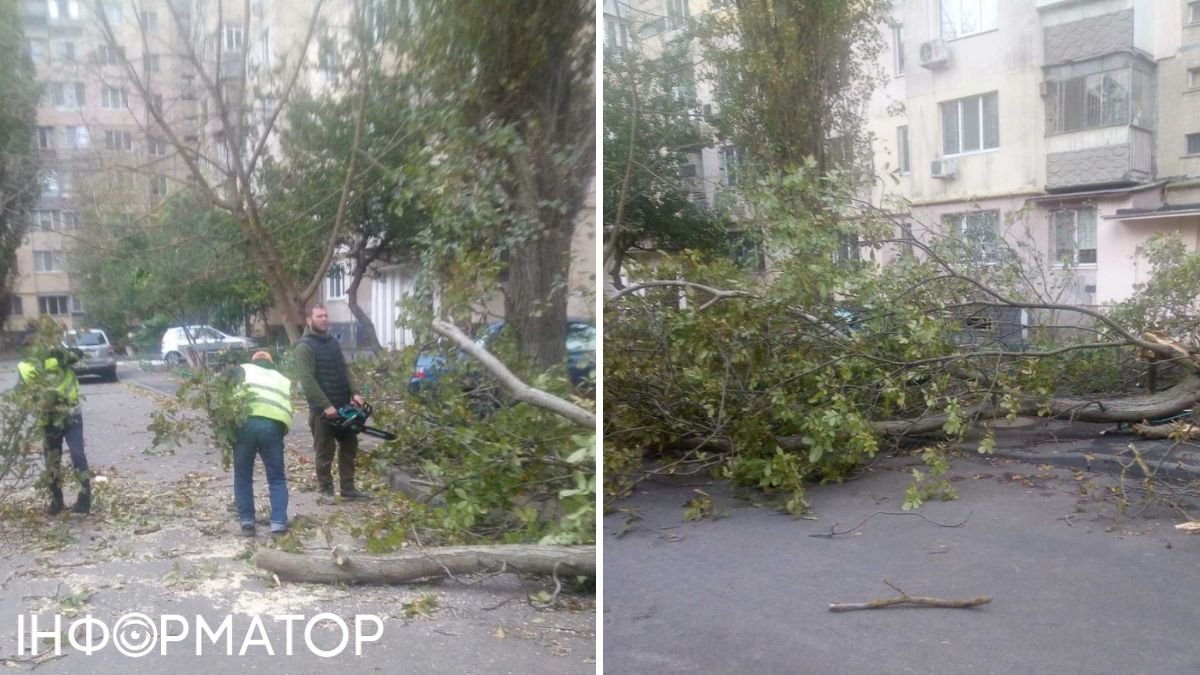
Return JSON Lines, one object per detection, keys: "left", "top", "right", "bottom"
{"left": 160, "top": 325, "right": 255, "bottom": 364}
{"left": 62, "top": 329, "right": 118, "bottom": 382}
{"left": 409, "top": 320, "right": 596, "bottom": 394}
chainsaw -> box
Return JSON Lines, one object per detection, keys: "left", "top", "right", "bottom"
{"left": 325, "top": 403, "right": 397, "bottom": 441}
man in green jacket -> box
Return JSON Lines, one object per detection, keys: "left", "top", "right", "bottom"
{"left": 17, "top": 344, "right": 91, "bottom": 515}
{"left": 229, "top": 351, "right": 293, "bottom": 536}
{"left": 293, "top": 305, "right": 369, "bottom": 500}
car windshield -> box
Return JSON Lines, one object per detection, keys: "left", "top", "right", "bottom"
{"left": 66, "top": 331, "right": 106, "bottom": 346}
{"left": 566, "top": 324, "right": 596, "bottom": 352}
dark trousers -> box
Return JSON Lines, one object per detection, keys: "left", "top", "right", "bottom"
{"left": 309, "top": 409, "right": 358, "bottom": 492}
{"left": 44, "top": 411, "right": 89, "bottom": 493}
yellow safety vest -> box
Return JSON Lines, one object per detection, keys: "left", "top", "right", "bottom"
{"left": 18, "top": 357, "right": 80, "bottom": 407}
{"left": 240, "top": 363, "right": 293, "bottom": 431}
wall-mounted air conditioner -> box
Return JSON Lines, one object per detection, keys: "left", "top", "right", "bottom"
{"left": 919, "top": 39, "right": 950, "bottom": 70}
{"left": 931, "top": 158, "right": 957, "bottom": 179}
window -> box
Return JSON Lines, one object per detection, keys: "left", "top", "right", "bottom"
{"left": 40, "top": 170, "right": 59, "bottom": 196}
{"left": 944, "top": 210, "right": 1002, "bottom": 264}
{"left": 898, "top": 125, "right": 911, "bottom": 174}
{"left": 102, "top": 87, "right": 127, "bottom": 109}
{"left": 151, "top": 175, "right": 168, "bottom": 196}
{"left": 666, "top": 0, "right": 689, "bottom": 29}
{"left": 141, "top": 10, "right": 158, "bottom": 31}
{"left": 38, "top": 295, "right": 70, "bottom": 315}
{"left": 1051, "top": 208, "right": 1097, "bottom": 266}
{"left": 1191, "top": 1, "right": 1200, "bottom": 24}
{"left": 719, "top": 145, "right": 741, "bottom": 187}
{"left": 10, "top": 296, "right": 22, "bottom": 316}
{"left": 61, "top": 211, "right": 79, "bottom": 229}
{"left": 99, "top": 44, "right": 124, "bottom": 64}
{"left": 223, "top": 24, "right": 243, "bottom": 52}
{"left": 892, "top": 24, "right": 904, "bottom": 75}
{"left": 65, "top": 125, "right": 88, "bottom": 149}
{"left": 51, "top": 82, "right": 85, "bottom": 108}
{"left": 1188, "top": 133, "right": 1200, "bottom": 156}
{"left": 1045, "top": 70, "right": 1131, "bottom": 134}
{"left": 181, "top": 76, "right": 196, "bottom": 100}
{"left": 47, "top": 0, "right": 80, "bottom": 20}
{"left": 604, "top": 16, "right": 630, "bottom": 52}
{"left": 103, "top": 1, "right": 122, "bottom": 24}
{"left": 36, "top": 126, "right": 53, "bottom": 149}
{"left": 939, "top": 0, "right": 997, "bottom": 39}
{"left": 56, "top": 41, "right": 75, "bottom": 62}
{"left": 318, "top": 41, "right": 337, "bottom": 79}
{"left": 71, "top": 296, "right": 83, "bottom": 313}
{"left": 104, "top": 130, "right": 132, "bottom": 151}
{"left": 144, "top": 54, "right": 160, "bottom": 73}
{"left": 326, "top": 263, "right": 346, "bottom": 299}
{"left": 148, "top": 94, "right": 163, "bottom": 115}
{"left": 259, "top": 29, "right": 271, "bottom": 67}
{"left": 1190, "top": 67, "right": 1200, "bottom": 90}
{"left": 27, "top": 39, "right": 47, "bottom": 64}
{"left": 33, "top": 210, "right": 57, "bottom": 230}
{"left": 33, "top": 251, "right": 64, "bottom": 273}
{"left": 147, "top": 137, "right": 167, "bottom": 156}
{"left": 941, "top": 92, "right": 999, "bottom": 155}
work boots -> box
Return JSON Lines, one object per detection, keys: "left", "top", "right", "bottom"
{"left": 71, "top": 481, "right": 91, "bottom": 515}
{"left": 46, "top": 484, "right": 65, "bottom": 515}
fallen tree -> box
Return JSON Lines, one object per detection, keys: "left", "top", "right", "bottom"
{"left": 255, "top": 545, "right": 595, "bottom": 584}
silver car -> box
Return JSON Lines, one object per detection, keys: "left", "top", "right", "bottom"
{"left": 63, "top": 329, "right": 119, "bottom": 382}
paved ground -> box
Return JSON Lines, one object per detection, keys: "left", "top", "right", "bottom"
{"left": 605, "top": 437, "right": 1200, "bottom": 674}
{"left": 0, "top": 362, "right": 595, "bottom": 673}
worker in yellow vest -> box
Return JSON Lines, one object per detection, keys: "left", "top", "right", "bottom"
{"left": 230, "top": 350, "right": 294, "bottom": 537}
{"left": 17, "top": 345, "right": 90, "bottom": 515}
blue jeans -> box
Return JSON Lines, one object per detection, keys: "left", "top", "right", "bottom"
{"left": 233, "top": 417, "right": 288, "bottom": 531}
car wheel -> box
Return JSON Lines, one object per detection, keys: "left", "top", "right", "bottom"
{"left": 164, "top": 351, "right": 183, "bottom": 365}
{"left": 104, "top": 367, "right": 119, "bottom": 383}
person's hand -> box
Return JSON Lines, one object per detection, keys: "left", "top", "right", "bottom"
{"left": 323, "top": 405, "right": 338, "bottom": 418}
{"left": 352, "top": 394, "right": 365, "bottom": 407}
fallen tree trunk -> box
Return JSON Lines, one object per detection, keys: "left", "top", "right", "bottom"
{"left": 1132, "top": 421, "right": 1200, "bottom": 440}
{"left": 255, "top": 544, "right": 595, "bottom": 584}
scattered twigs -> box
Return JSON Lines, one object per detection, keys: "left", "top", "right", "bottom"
{"left": 829, "top": 579, "right": 992, "bottom": 612}
{"left": 809, "top": 511, "right": 972, "bottom": 538}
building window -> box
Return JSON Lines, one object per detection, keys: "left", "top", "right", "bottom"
{"left": 939, "top": 0, "right": 998, "bottom": 39}
{"left": 40, "top": 170, "right": 59, "bottom": 197}
{"left": 1050, "top": 208, "right": 1097, "bottom": 266}
{"left": 326, "top": 263, "right": 346, "bottom": 299}
{"left": 141, "top": 10, "right": 158, "bottom": 31}
{"left": 223, "top": 24, "right": 243, "bottom": 52}
{"left": 26, "top": 39, "right": 48, "bottom": 64}
{"left": 71, "top": 296, "right": 83, "bottom": 314}
{"left": 11, "top": 296, "right": 23, "bottom": 316}
{"left": 259, "top": 29, "right": 271, "bottom": 68}
{"left": 51, "top": 82, "right": 85, "bottom": 108}
{"left": 147, "top": 137, "right": 167, "bottom": 156}
{"left": 1188, "top": 133, "right": 1200, "bottom": 156}
{"left": 102, "top": 86, "right": 127, "bottom": 109}
{"left": 1045, "top": 70, "right": 1131, "bottom": 134}
{"left": 1189, "top": 67, "right": 1200, "bottom": 90}
{"left": 1191, "top": 1, "right": 1200, "bottom": 24}
{"left": 33, "top": 251, "right": 64, "bottom": 273}
{"left": 98, "top": 44, "right": 124, "bottom": 64}
{"left": 941, "top": 92, "right": 999, "bottom": 156}
{"left": 605, "top": 16, "right": 630, "bottom": 52}
{"left": 944, "top": 210, "right": 1002, "bottom": 264}
{"left": 33, "top": 210, "right": 57, "bottom": 230}
{"left": 36, "top": 126, "right": 53, "bottom": 149}
{"left": 318, "top": 40, "right": 337, "bottom": 80}
{"left": 56, "top": 41, "right": 75, "bottom": 62}
{"left": 144, "top": 54, "right": 160, "bottom": 74}
{"left": 892, "top": 24, "right": 904, "bottom": 75}
{"left": 898, "top": 125, "right": 910, "bottom": 174}
{"left": 151, "top": 175, "right": 168, "bottom": 196}
{"left": 103, "top": 0, "right": 123, "bottom": 24}
{"left": 47, "top": 0, "right": 80, "bottom": 21}
{"left": 104, "top": 130, "right": 132, "bottom": 151}
{"left": 666, "top": 0, "right": 689, "bottom": 30}
{"left": 61, "top": 211, "right": 79, "bottom": 229}
{"left": 719, "top": 145, "right": 741, "bottom": 187}
{"left": 38, "top": 295, "right": 70, "bottom": 315}
{"left": 65, "top": 125, "right": 89, "bottom": 149}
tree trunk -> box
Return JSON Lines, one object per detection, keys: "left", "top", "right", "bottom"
{"left": 346, "top": 241, "right": 384, "bottom": 354}
{"left": 255, "top": 545, "right": 595, "bottom": 584}
{"left": 505, "top": 211, "right": 572, "bottom": 371}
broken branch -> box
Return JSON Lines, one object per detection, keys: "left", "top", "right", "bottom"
{"left": 829, "top": 579, "right": 991, "bottom": 612}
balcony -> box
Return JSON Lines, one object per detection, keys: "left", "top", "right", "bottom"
{"left": 1045, "top": 125, "right": 1153, "bottom": 190}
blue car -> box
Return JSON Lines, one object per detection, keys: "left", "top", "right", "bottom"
{"left": 409, "top": 320, "right": 596, "bottom": 394}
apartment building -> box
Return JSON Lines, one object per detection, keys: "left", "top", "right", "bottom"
{"left": 868, "top": 0, "right": 1200, "bottom": 307}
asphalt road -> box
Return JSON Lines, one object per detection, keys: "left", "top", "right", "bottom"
{"left": 0, "top": 361, "right": 596, "bottom": 673}
{"left": 604, "top": 454, "right": 1200, "bottom": 674}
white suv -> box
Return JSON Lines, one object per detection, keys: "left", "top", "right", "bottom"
{"left": 160, "top": 325, "right": 255, "bottom": 364}
{"left": 63, "top": 329, "right": 118, "bottom": 381}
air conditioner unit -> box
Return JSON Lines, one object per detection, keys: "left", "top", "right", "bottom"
{"left": 919, "top": 39, "right": 951, "bottom": 70}
{"left": 931, "top": 158, "right": 957, "bottom": 179}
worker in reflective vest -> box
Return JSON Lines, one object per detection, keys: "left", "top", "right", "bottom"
{"left": 231, "top": 350, "right": 294, "bottom": 537}
{"left": 17, "top": 347, "right": 90, "bottom": 515}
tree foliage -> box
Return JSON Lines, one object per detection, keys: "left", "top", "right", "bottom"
{"left": 0, "top": 0, "right": 40, "bottom": 324}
